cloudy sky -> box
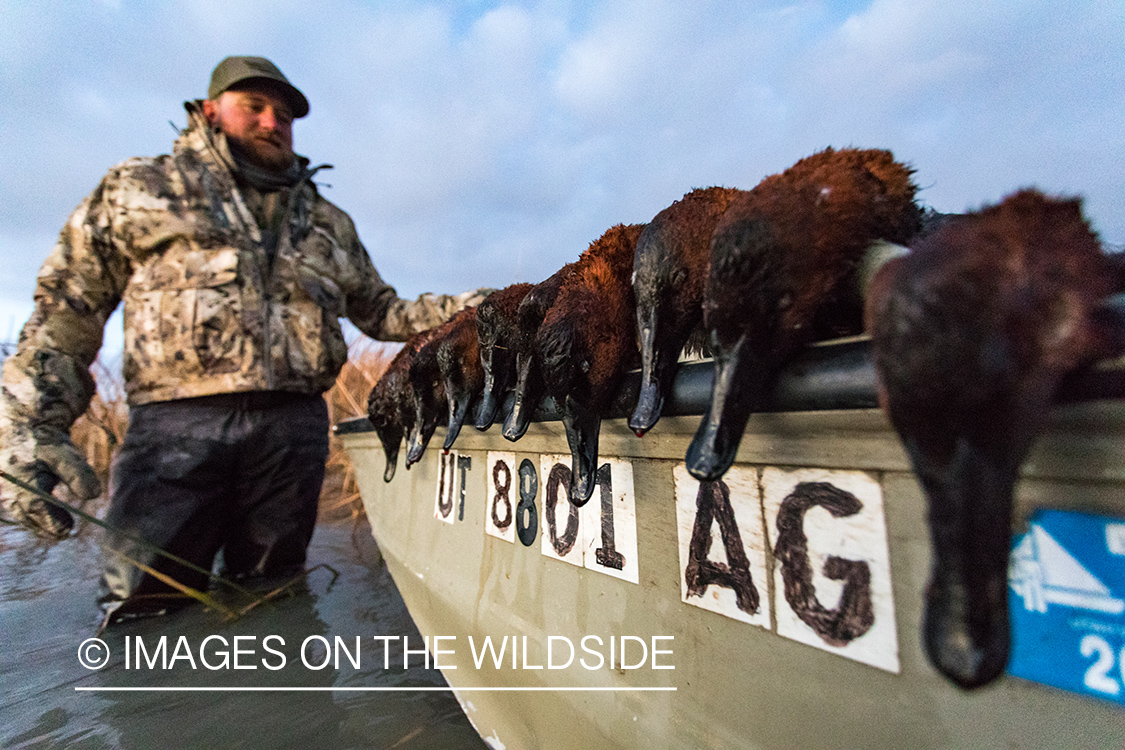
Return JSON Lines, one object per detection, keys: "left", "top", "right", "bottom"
{"left": 2, "top": 0, "right": 1122, "bottom": 356}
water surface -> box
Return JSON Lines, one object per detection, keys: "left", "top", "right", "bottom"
{"left": 1, "top": 515, "right": 488, "bottom": 749}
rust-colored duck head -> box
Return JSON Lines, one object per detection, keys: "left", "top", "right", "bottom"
{"left": 687, "top": 147, "right": 922, "bottom": 481}
{"left": 406, "top": 328, "right": 451, "bottom": 467}
{"left": 503, "top": 265, "right": 575, "bottom": 441}
{"left": 436, "top": 307, "right": 483, "bottom": 451}
{"left": 537, "top": 223, "right": 644, "bottom": 504}
{"left": 367, "top": 331, "right": 438, "bottom": 482}
{"left": 630, "top": 187, "right": 743, "bottom": 436}
{"left": 366, "top": 372, "right": 406, "bottom": 483}
{"left": 867, "top": 189, "right": 1124, "bottom": 689}
{"left": 476, "top": 283, "right": 532, "bottom": 431}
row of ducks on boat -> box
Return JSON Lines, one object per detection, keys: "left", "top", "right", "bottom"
{"left": 366, "top": 145, "right": 1125, "bottom": 691}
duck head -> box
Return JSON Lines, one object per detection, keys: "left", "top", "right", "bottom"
{"left": 630, "top": 187, "right": 741, "bottom": 436}
{"left": 538, "top": 224, "right": 644, "bottom": 504}
{"left": 689, "top": 148, "right": 922, "bottom": 482}
{"left": 502, "top": 270, "right": 571, "bottom": 441}
{"left": 406, "top": 336, "right": 448, "bottom": 467}
{"left": 368, "top": 342, "right": 426, "bottom": 483}
{"left": 475, "top": 283, "right": 532, "bottom": 431}
{"left": 437, "top": 308, "right": 483, "bottom": 451}
{"left": 367, "top": 377, "right": 405, "bottom": 483}
{"left": 867, "top": 189, "right": 1123, "bottom": 689}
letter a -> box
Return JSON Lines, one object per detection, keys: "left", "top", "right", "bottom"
{"left": 684, "top": 479, "right": 759, "bottom": 614}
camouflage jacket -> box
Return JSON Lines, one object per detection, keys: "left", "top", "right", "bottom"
{"left": 3, "top": 103, "right": 481, "bottom": 431}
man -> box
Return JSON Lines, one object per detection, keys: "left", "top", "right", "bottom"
{"left": 0, "top": 56, "right": 488, "bottom": 622}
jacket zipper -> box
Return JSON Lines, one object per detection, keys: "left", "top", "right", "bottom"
{"left": 261, "top": 166, "right": 327, "bottom": 389}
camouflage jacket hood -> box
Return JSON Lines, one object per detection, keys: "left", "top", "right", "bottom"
{"left": 2, "top": 104, "right": 482, "bottom": 433}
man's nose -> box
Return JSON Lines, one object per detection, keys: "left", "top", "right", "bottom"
{"left": 258, "top": 107, "right": 280, "bottom": 130}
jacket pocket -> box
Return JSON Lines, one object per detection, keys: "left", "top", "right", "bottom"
{"left": 123, "top": 246, "right": 243, "bottom": 379}
{"left": 279, "top": 250, "right": 348, "bottom": 380}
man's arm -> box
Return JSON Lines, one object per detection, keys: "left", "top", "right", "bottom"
{"left": 1, "top": 176, "right": 131, "bottom": 538}
{"left": 336, "top": 221, "right": 492, "bottom": 341}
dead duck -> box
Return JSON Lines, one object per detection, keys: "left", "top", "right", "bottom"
{"left": 436, "top": 306, "right": 483, "bottom": 451}
{"left": 630, "top": 186, "right": 744, "bottom": 436}
{"left": 503, "top": 264, "right": 576, "bottom": 441}
{"left": 405, "top": 325, "right": 454, "bottom": 467}
{"left": 686, "top": 147, "right": 922, "bottom": 481}
{"left": 475, "top": 283, "right": 533, "bottom": 431}
{"left": 366, "top": 329, "right": 441, "bottom": 481}
{"left": 866, "top": 189, "right": 1124, "bottom": 689}
{"left": 536, "top": 223, "right": 646, "bottom": 504}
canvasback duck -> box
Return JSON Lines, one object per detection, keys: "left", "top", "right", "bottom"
{"left": 475, "top": 283, "right": 533, "bottom": 431}
{"left": 867, "top": 189, "right": 1124, "bottom": 689}
{"left": 630, "top": 186, "right": 743, "bottom": 435}
{"left": 536, "top": 223, "right": 646, "bottom": 504}
{"left": 687, "top": 147, "right": 922, "bottom": 480}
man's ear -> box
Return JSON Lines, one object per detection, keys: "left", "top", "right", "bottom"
{"left": 201, "top": 98, "right": 220, "bottom": 126}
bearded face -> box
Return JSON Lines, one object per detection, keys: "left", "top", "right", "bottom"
{"left": 203, "top": 84, "right": 295, "bottom": 173}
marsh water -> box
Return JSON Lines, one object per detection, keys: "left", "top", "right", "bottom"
{"left": 1, "top": 515, "right": 488, "bottom": 749}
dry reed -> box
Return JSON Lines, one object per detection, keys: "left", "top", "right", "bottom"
{"left": 321, "top": 337, "right": 396, "bottom": 520}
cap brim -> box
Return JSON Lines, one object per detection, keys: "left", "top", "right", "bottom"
{"left": 225, "top": 77, "right": 309, "bottom": 118}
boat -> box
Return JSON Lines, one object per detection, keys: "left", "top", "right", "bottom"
{"left": 336, "top": 337, "right": 1125, "bottom": 749}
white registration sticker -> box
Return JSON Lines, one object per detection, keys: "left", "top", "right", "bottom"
{"left": 674, "top": 465, "right": 771, "bottom": 630}
{"left": 530, "top": 455, "right": 640, "bottom": 583}
{"left": 762, "top": 467, "right": 899, "bottom": 673}
{"left": 485, "top": 451, "right": 517, "bottom": 543}
{"left": 434, "top": 450, "right": 468, "bottom": 525}
{"left": 581, "top": 458, "right": 639, "bottom": 584}
{"left": 674, "top": 463, "right": 899, "bottom": 672}
{"left": 539, "top": 455, "right": 586, "bottom": 567}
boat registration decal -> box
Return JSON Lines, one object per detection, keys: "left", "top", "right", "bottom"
{"left": 763, "top": 467, "right": 898, "bottom": 673}
{"left": 434, "top": 450, "right": 471, "bottom": 525}
{"left": 1007, "top": 509, "right": 1125, "bottom": 705}
{"left": 485, "top": 451, "right": 517, "bottom": 543}
{"left": 481, "top": 452, "right": 640, "bottom": 583}
{"left": 674, "top": 465, "right": 772, "bottom": 630}
{"left": 539, "top": 454, "right": 587, "bottom": 568}
{"left": 675, "top": 465, "right": 899, "bottom": 673}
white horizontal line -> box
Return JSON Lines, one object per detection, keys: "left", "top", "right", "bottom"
{"left": 75, "top": 686, "right": 676, "bottom": 692}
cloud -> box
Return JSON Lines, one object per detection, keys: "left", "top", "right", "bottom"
{"left": 790, "top": 0, "right": 1125, "bottom": 217}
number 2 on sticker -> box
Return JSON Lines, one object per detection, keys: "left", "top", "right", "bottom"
{"left": 1080, "top": 634, "right": 1124, "bottom": 696}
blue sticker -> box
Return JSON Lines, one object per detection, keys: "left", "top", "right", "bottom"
{"left": 1008, "top": 509, "right": 1125, "bottom": 705}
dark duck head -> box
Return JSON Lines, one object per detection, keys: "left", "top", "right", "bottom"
{"left": 367, "top": 330, "right": 440, "bottom": 482}
{"left": 537, "top": 223, "right": 645, "bottom": 504}
{"left": 503, "top": 264, "right": 576, "bottom": 441}
{"left": 866, "top": 188, "right": 1124, "bottom": 690}
{"left": 687, "top": 147, "right": 922, "bottom": 481}
{"left": 436, "top": 307, "right": 483, "bottom": 451}
{"left": 475, "top": 283, "right": 533, "bottom": 431}
{"left": 366, "top": 368, "right": 406, "bottom": 483}
{"left": 405, "top": 328, "right": 452, "bottom": 467}
{"left": 630, "top": 187, "right": 743, "bottom": 436}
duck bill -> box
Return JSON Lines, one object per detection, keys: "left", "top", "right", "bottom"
{"left": 405, "top": 397, "right": 438, "bottom": 467}
{"left": 444, "top": 387, "right": 473, "bottom": 451}
{"left": 476, "top": 347, "right": 502, "bottom": 430}
{"left": 685, "top": 335, "right": 759, "bottom": 481}
{"left": 476, "top": 377, "right": 500, "bottom": 431}
{"left": 502, "top": 352, "right": 539, "bottom": 441}
{"left": 916, "top": 437, "right": 1017, "bottom": 689}
{"left": 561, "top": 396, "right": 602, "bottom": 506}
{"left": 628, "top": 309, "right": 665, "bottom": 435}
{"left": 374, "top": 424, "right": 403, "bottom": 482}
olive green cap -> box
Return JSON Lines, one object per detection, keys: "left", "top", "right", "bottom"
{"left": 208, "top": 56, "right": 309, "bottom": 118}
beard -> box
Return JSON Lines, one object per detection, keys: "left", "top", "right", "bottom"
{"left": 225, "top": 128, "right": 295, "bottom": 174}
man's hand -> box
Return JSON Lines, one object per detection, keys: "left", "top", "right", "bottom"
{"left": 456, "top": 287, "right": 497, "bottom": 309}
{"left": 0, "top": 415, "right": 100, "bottom": 540}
